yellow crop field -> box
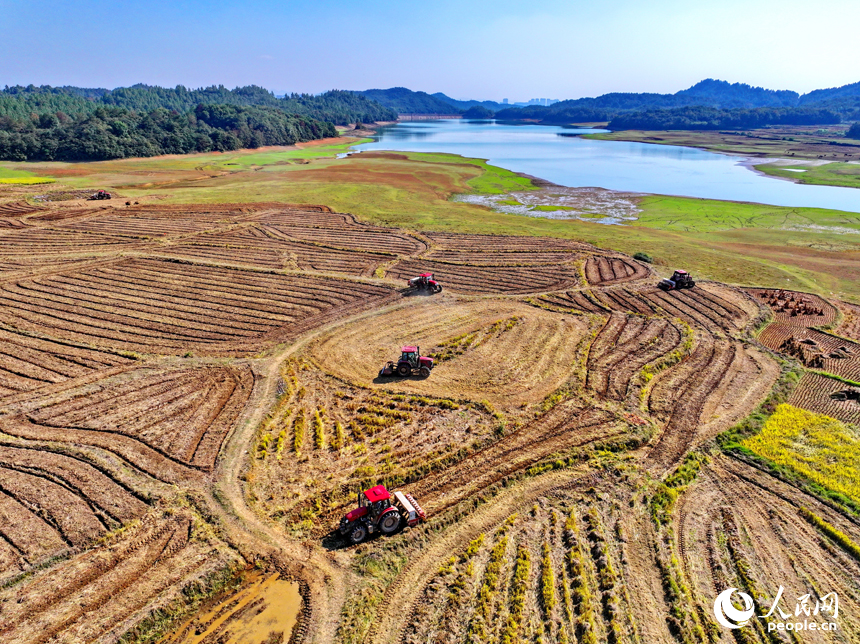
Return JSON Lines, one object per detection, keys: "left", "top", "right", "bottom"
{"left": 0, "top": 176, "right": 54, "bottom": 184}
{"left": 742, "top": 403, "right": 860, "bottom": 504}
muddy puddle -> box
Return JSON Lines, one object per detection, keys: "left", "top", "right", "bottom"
{"left": 161, "top": 571, "right": 301, "bottom": 644}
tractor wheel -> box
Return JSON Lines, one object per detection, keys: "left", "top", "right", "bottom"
{"left": 379, "top": 511, "right": 401, "bottom": 534}
{"left": 419, "top": 366, "right": 431, "bottom": 378}
{"left": 349, "top": 524, "right": 368, "bottom": 544}
{"left": 397, "top": 363, "right": 411, "bottom": 377}
{"left": 688, "top": 281, "right": 696, "bottom": 288}
{"left": 433, "top": 285, "right": 442, "bottom": 293}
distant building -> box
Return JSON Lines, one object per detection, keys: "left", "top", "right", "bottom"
{"left": 526, "top": 98, "right": 560, "bottom": 107}
{"left": 502, "top": 98, "right": 509, "bottom": 104}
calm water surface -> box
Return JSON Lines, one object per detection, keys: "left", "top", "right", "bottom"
{"left": 355, "top": 120, "right": 860, "bottom": 213}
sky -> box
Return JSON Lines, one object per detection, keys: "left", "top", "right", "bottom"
{"left": 1, "top": 0, "right": 858, "bottom": 101}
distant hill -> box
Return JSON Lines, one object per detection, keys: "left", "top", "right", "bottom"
{"left": 608, "top": 106, "right": 844, "bottom": 131}
{"left": 0, "top": 84, "right": 397, "bottom": 125}
{"left": 431, "top": 93, "right": 506, "bottom": 112}
{"left": 495, "top": 78, "right": 860, "bottom": 124}
{"left": 358, "top": 88, "right": 460, "bottom": 114}
{"left": 799, "top": 80, "right": 860, "bottom": 105}
{"left": 676, "top": 79, "right": 799, "bottom": 108}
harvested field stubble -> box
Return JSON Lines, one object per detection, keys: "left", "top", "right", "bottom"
{"left": 746, "top": 287, "right": 837, "bottom": 327}
{"left": 676, "top": 455, "right": 860, "bottom": 642}
{"left": 584, "top": 255, "right": 651, "bottom": 286}
{"left": 251, "top": 361, "right": 497, "bottom": 534}
{"left": 789, "top": 372, "right": 860, "bottom": 424}
{"left": 386, "top": 259, "right": 579, "bottom": 294}
{"left": 0, "top": 326, "right": 133, "bottom": 401}
{"left": 0, "top": 198, "right": 821, "bottom": 643}
{"left": 21, "top": 365, "right": 254, "bottom": 472}
{"left": 0, "top": 508, "right": 238, "bottom": 644}
{"left": 0, "top": 258, "right": 397, "bottom": 355}
{"left": 309, "top": 298, "right": 589, "bottom": 407}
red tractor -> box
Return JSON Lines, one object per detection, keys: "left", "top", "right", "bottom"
{"left": 88, "top": 190, "right": 112, "bottom": 201}
{"left": 658, "top": 269, "right": 696, "bottom": 291}
{"left": 407, "top": 272, "right": 442, "bottom": 294}
{"left": 379, "top": 345, "right": 434, "bottom": 377}
{"left": 339, "top": 485, "right": 426, "bottom": 544}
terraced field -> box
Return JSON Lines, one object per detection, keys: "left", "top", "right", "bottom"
{"left": 0, "top": 198, "right": 857, "bottom": 644}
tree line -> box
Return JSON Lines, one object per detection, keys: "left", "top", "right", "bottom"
{"left": 607, "top": 106, "right": 845, "bottom": 131}
{"left": 0, "top": 104, "right": 337, "bottom": 161}
{"left": 0, "top": 84, "right": 397, "bottom": 125}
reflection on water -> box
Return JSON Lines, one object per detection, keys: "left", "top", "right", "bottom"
{"left": 356, "top": 120, "right": 860, "bottom": 212}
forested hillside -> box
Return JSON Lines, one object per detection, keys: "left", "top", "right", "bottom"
{"left": 494, "top": 78, "right": 860, "bottom": 124}
{"left": 359, "top": 87, "right": 460, "bottom": 114}
{"left": 0, "top": 84, "right": 396, "bottom": 125}
{"left": 607, "top": 106, "right": 845, "bottom": 131}
{"left": 0, "top": 104, "right": 336, "bottom": 161}
{"left": 431, "top": 93, "right": 506, "bottom": 112}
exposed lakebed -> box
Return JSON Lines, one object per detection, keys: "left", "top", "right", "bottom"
{"left": 354, "top": 120, "right": 860, "bottom": 213}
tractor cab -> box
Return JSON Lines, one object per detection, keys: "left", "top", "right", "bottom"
{"left": 345, "top": 484, "right": 391, "bottom": 523}
{"left": 359, "top": 484, "right": 392, "bottom": 518}
{"left": 400, "top": 346, "right": 420, "bottom": 368}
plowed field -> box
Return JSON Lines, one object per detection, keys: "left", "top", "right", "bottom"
{"left": 0, "top": 327, "right": 132, "bottom": 400}
{"left": 386, "top": 260, "right": 579, "bottom": 294}
{"left": 0, "top": 257, "right": 396, "bottom": 355}
{"left": 584, "top": 255, "right": 651, "bottom": 285}
{"left": 0, "top": 228, "right": 143, "bottom": 256}
{"left": 24, "top": 366, "right": 254, "bottom": 471}
{"left": 0, "top": 509, "right": 237, "bottom": 644}
{"left": 1, "top": 199, "right": 850, "bottom": 644}
{"left": 158, "top": 225, "right": 392, "bottom": 275}
{"left": 539, "top": 282, "right": 757, "bottom": 334}
{"left": 676, "top": 456, "right": 860, "bottom": 642}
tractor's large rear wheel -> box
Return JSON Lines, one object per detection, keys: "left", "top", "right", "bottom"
{"left": 350, "top": 524, "right": 368, "bottom": 544}
{"left": 419, "top": 366, "right": 431, "bottom": 378}
{"left": 397, "top": 363, "right": 411, "bottom": 377}
{"left": 379, "top": 511, "right": 401, "bottom": 534}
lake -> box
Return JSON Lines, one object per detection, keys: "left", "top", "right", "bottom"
{"left": 354, "top": 120, "right": 860, "bottom": 213}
